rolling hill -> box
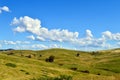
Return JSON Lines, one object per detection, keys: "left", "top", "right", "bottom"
{"left": 0, "top": 48, "right": 120, "bottom": 80}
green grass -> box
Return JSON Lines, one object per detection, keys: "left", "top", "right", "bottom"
{"left": 95, "top": 58, "right": 120, "bottom": 73}
{"left": 30, "top": 75, "right": 72, "bottom": 80}
{"left": 0, "top": 48, "right": 120, "bottom": 80}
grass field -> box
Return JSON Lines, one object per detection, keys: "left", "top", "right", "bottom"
{"left": 0, "top": 48, "right": 120, "bottom": 80}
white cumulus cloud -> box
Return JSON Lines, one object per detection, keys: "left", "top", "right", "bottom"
{"left": 11, "top": 16, "right": 41, "bottom": 34}
{"left": 10, "top": 16, "right": 120, "bottom": 50}
{"left": 31, "top": 44, "right": 48, "bottom": 49}
{"left": 27, "top": 35, "right": 35, "bottom": 40}
{"left": 102, "top": 31, "right": 112, "bottom": 40}
{"left": 112, "top": 33, "right": 120, "bottom": 41}
{"left": 0, "top": 6, "right": 10, "bottom": 13}
{"left": 4, "top": 40, "right": 16, "bottom": 45}
{"left": 3, "top": 40, "right": 30, "bottom": 45}
{"left": 85, "top": 29, "right": 93, "bottom": 40}
{"left": 13, "top": 26, "right": 25, "bottom": 32}
{"left": 11, "top": 16, "right": 79, "bottom": 42}
{"left": 86, "top": 29, "right": 93, "bottom": 38}
{"left": 102, "top": 31, "right": 120, "bottom": 41}
{"left": 36, "top": 36, "right": 45, "bottom": 41}
{"left": 49, "top": 44, "right": 63, "bottom": 48}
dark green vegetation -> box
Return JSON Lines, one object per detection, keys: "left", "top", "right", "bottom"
{"left": 0, "top": 48, "right": 120, "bottom": 80}
{"left": 5, "top": 63, "right": 17, "bottom": 68}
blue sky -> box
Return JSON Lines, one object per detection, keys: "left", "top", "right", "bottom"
{"left": 1, "top": 0, "right": 120, "bottom": 50}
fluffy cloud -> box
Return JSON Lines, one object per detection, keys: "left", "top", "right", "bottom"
{"left": 3, "top": 40, "right": 30, "bottom": 45}
{"left": 13, "top": 27, "right": 25, "bottom": 32}
{"left": 27, "top": 35, "right": 45, "bottom": 41}
{"left": 11, "top": 16, "right": 110, "bottom": 49}
{"left": 10, "top": 16, "right": 120, "bottom": 50}
{"left": 14, "top": 43, "right": 63, "bottom": 50}
{"left": 36, "top": 36, "right": 45, "bottom": 41}
{"left": 11, "top": 16, "right": 79, "bottom": 42}
{"left": 27, "top": 35, "right": 35, "bottom": 40}
{"left": 102, "top": 31, "right": 120, "bottom": 41}
{"left": 31, "top": 44, "right": 48, "bottom": 49}
{"left": 12, "top": 16, "right": 41, "bottom": 34}
{"left": 0, "top": 6, "right": 10, "bottom": 13}
{"left": 49, "top": 44, "right": 63, "bottom": 48}
{"left": 71, "top": 38, "right": 105, "bottom": 48}
{"left": 4, "top": 40, "right": 16, "bottom": 45}
{"left": 112, "top": 33, "right": 120, "bottom": 41}
{"left": 102, "top": 31, "right": 112, "bottom": 39}
{"left": 86, "top": 29, "right": 93, "bottom": 39}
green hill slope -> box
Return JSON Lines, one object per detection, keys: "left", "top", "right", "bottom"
{"left": 0, "top": 48, "right": 120, "bottom": 80}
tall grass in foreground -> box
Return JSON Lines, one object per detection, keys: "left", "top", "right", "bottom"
{"left": 31, "top": 75, "right": 72, "bottom": 80}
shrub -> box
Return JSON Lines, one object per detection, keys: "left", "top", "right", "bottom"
{"left": 33, "top": 54, "right": 36, "bottom": 57}
{"left": 45, "top": 58, "right": 49, "bottom": 62}
{"left": 20, "top": 69, "right": 30, "bottom": 75}
{"left": 39, "top": 54, "right": 42, "bottom": 57}
{"left": 76, "top": 53, "right": 80, "bottom": 57}
{"left": 49, "top": 55, "right": 55, "bottom": 62}
{"left": 97, "top": 73, "right": 100, "bottom": 75}
{"left": 25, "top": 72, "right": 30, "bottom": 75}
{"left": 80, "top": 70, "right": 89, "bottom": 73}
{"left": 70, "top": 67, "right": 77, "bottom": 71}
{"left": 7, "top": 52, "right": 14, "bottom": 55}
{"left": 20, "top": 69, "right": 26, "bottom": 72}
{"left": 5, "top": 63, "right": 17, "bottom": 68}
{"left": 58, "top": 63, "right": 64, "bottom": 66}
{"left": 25, "top": 55, "right": 32, "bottom": 58}
{"left": 45, "top": 55, "right": 55, "bottom": 62}
{"left": 91, "top": 51, "right": 99, "bottom": 56}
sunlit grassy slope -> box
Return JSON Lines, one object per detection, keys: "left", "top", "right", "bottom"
{"left": 0, "top": 48, "right": 120, "bottom": 80}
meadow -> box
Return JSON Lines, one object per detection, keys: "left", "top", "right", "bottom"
{"left": 0, "top": 48, "right": 120, "bottom": 80}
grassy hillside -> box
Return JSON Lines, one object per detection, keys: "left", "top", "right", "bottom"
{"left": 0, "top": 48, "right": 120, "bottom": 80}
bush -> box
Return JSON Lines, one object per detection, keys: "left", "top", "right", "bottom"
{"left": 7, "top": 52, "right": 14, "bottom": 55}
{"left": 5, "top": 63, "right": 17, "bottom": 68}
{"left": 45, "top": 55, "right": 55, "bottom": 62}
{"left": 97, "top": 73, "right": 100, "bottom": 75}
{"left": 20, "top": 69, "right": 30, "bottom": 75}
{"left": 49, "top": 55, "right": 55, "bottom": 62}
{"left": 70, "top": 67, "right": 77, "bottom": 71}
{"left": 80, "top": 70, "right": 89, "bottom": 73}
{"left": 20, "top": 69, "right": 26, "bottom": 72}
{"left": 76, "top": 53, "right": 80, "bottom": 57}
{"left": 39, "top": 54, "right": 42, "bottom": 57}
{"left": 91, "top": 51, "right": 99, "bottom": 56}
{"left": 25, "top": 72, "right": 30, "bottom": 75}
{"left": 58, "top": 63, "right": 64, "bottom": 66}
{"left": 25, "top": 55, "right": 32, "bottom": 58}
{"left": 45, "top": 58, "right": 49, "bottom": 62}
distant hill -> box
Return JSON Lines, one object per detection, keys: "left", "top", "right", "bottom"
{"left": 0, "top": 48, "right": 120, "bottom": 80}
{"left": 0, "top": 48, "right": 14, "bottom": 51}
